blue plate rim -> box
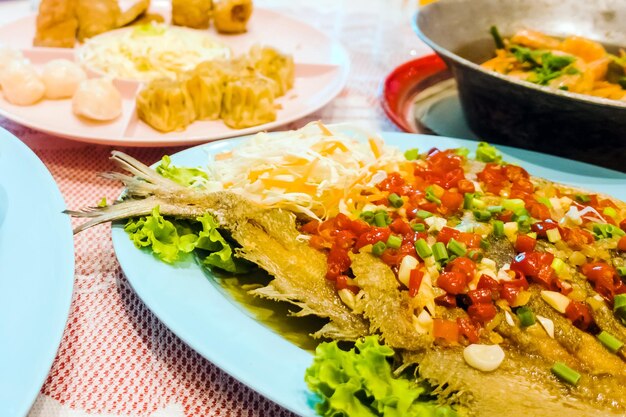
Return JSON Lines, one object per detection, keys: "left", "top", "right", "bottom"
{"left": 0, "top": 128, "right": 75, "bottom": 417}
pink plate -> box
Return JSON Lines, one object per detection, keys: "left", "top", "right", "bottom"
{"left": 0, "top": 8, "right": 350, "bottom": 147}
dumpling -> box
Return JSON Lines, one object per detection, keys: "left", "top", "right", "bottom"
{"left": 0, "top": 60, "right": 45, "bottom": 106}
{"left": 72, "top": 78, "right": 122, "bottom": 121}
{"left": 172, "top": 0, "right": 212, "bottom": 29}
{"left": 0, "top": 46, "right": 24, "bottom": 77}
{"left": 221, "top": 75, "right": 276, "bottom": 129}
{"left": 246, "top": 45, "right": 294, "bottom": 96}
{"left": 42, "top": 59, "right": 87, "bottom": 99}
{"left": 136, "top": 78, "right": 196, "bottom": 132}
{"left": 183, "top": 63, "right": 226, "bottom": 120}
{"left": 213, "top": 0, "right": 253, "bottom": 34}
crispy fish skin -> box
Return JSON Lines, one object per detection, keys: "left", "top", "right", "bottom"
{"left": 351, "top": 252, "right": 433, "bottom": 350}
{"left": 408, "top": 347, "right": 626, "bottom": 417}
{"left": 33, "top": 0, "right": 78, "bottom": 48}
{"left": 68, "top": 152, "right": 369, "bottom": 341}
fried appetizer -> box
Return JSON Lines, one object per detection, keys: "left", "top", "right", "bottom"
{"left": 245, "top": 45, "right": 294, "bottom": 97}
{"left": 33, "top": 0, "right": 78, "bottom": 48}
{"left": 136, "top": 78, "right": 197, "bottom": 132}
{"left": 221, "top": 75, "right": 276, "bottom": 128}
{"left": 172, "top": 0, "right": 212, "bottom": 29}
{"left": 213, "top": 0, "right": 253, "bottom": 34}
{"left": 184, "top": 62, "right": 226, "bottom": 120}
{"left": 76, "top": 0, "right": 121, "bottom": 41}
{"left": 116, "top": 0, "right": 151, "bottom": 27}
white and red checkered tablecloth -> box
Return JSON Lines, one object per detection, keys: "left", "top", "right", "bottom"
{"left": 0, "top": 1, "right": 432, "bottom": 415}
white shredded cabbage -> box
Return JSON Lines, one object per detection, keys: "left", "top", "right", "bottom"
{"left": 79, "top": 23, "right": 231, "bottom": 81}
{"left": 208, "top": 122, "right": 406, "bottom": 219}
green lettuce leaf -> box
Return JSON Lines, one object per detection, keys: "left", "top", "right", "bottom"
{"left": 156, "top": 155, "right": 209, "bottom": 187}
{"left": 124, "top": 206, "right": 198, "bottom": 263}
{"left": 124, "top": 206, "right": 248, "bottom": 273}
{"left": 305, "top": 336, "right": 458, "bottom": 417}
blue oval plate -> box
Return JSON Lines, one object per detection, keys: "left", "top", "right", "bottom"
{"left": 0, "top": 129, "right": 74, "bottom": 417}
{"left": 111, "top": 131, "right": 626, "bottom": 416}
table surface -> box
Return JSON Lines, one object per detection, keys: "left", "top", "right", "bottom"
{"left": 0, "top": 1, "right": 434, "bottom": 416}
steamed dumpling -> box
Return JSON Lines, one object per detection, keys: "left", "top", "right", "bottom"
{"left": 0, "top": 46, "right": 24, "bottom": 79}
{"left": 72, "top": 78, "right": 122, "bottom": 121}
{"left": 42, "top": 59, "right": 87, "bottom": 99}
{"left": 184, "top": 63, "right": 226, "bottom": 121}
{"left": 245, "top": 45, "right": 294, "bottom": 97}
{"left": 136, "top": 78, "right": 196, "bottom": 132}
{"left": 221, "top": 75, "right": 276, "bottom": 129}
{"left": 0, "top": 60, "right": 45, "bottom": 106}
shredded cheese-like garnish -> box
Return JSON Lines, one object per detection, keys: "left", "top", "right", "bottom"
{"left": 208, "top": 122, "right": 405, "bottom": 219}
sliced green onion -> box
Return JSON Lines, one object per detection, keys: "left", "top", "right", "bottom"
{"left": 551, "top": 258, "right": 566, "bottom": 275}
{"left": 551, "top": 362, "right": 581, "bottom": 385}
{"left": 614, "top": 294, "right": 626, "bottom": 325}
{"left": 480, "top": 238, "right": 491, "bottom": 250}
{"left": 388, "top": 193, "right": 404, "bottom": 208}
{"left": 372, "top": 241, "right": 386, "bottom": 256}
{"left": 415, "top": 239, "right": 433, "bottom": 259}
{"left": 503, "top": 198, "right": 525, "bottom": 212}
{"left": 374, "top": 211, "right": 389, "bottom": 227}
{"left": 592, "top": 223, "right": 625, "bottom": 239}
{"left": 475, "top": 142, "right": 501, "bottom": 163}
{"left": 411, "top": 223, "right": 426, "bottom": 232}
{"left": 425, "top": 186, "right": 441, "bottom": 205}
{"left": 472, "top": 198, "right": 487, "bottom": 209}
{"left": 387, "top": 235, "right": 402, "bottom": 249}
{"left": 432, "top": 242, "right": 448, "bottom": 262}
{"left": 467, "top": 249, "right": 483, "bottom": 261}
{"left": 359, "top": 211, "right": 375, "bottom": 224}
{"left": 597, "top": 331, "right": 624, "bottom": 353}
{"left": 463, "top": 193, "right": 474, "bottom": 210}
{"left": 473, "top": 210, "right": 492, "bottom": 222}
{"left": 615, "top": 294, "right": 626, "bottom": 310}
{"left": 536, "top": 197, "right": 552, "bottom": 208}
{"left": 455, "top": 147, "right": 470, "bottom": 157}
{"left": 447, "top": 238, "right": 467, "bottom": 257}
{"left": 404, "top": 148, "right": 419, "bottom": 161}
{"left": 490, "top": 25, "right": 505, "bottom": 49}
{"left": 617, "top": 266, "right": 626, "bottom": 277}
{"left": 516, "top": 306, "right": 536, "bottom": 327}
{"left": 603, "top": 207, "right": 617, "bottom": 218}
{"left": 417, "top": 210, "right": 433, "bottom": 219}
{"left": 574, "top": 194, "right": 591, "bottom": 203}
{"left": 487, "top": 205, "right": 504, "bottom": 214}
{"left": 492, "top": 220, "right": 504, "bottom": 237}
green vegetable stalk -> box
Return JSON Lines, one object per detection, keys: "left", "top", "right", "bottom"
{"left": 305, "top": 336, "right": 458, "bottom": 417}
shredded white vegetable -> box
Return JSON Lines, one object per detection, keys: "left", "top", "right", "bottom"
{"left": 207, "top": 122, "right": 406, "bottom": 219}
{"left": 79, "top": 23, "right": 231, "bottom": 81}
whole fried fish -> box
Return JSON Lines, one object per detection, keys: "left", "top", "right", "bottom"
{"left": 69, "top": 139, "right": 626, "bottom": 417}
{"left": 68, "top": 151, "right": 368, "bottom": 341}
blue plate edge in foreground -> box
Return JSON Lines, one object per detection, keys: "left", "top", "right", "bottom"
{"left": 0, "top": 128, "right": 75, "bottom": 417}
